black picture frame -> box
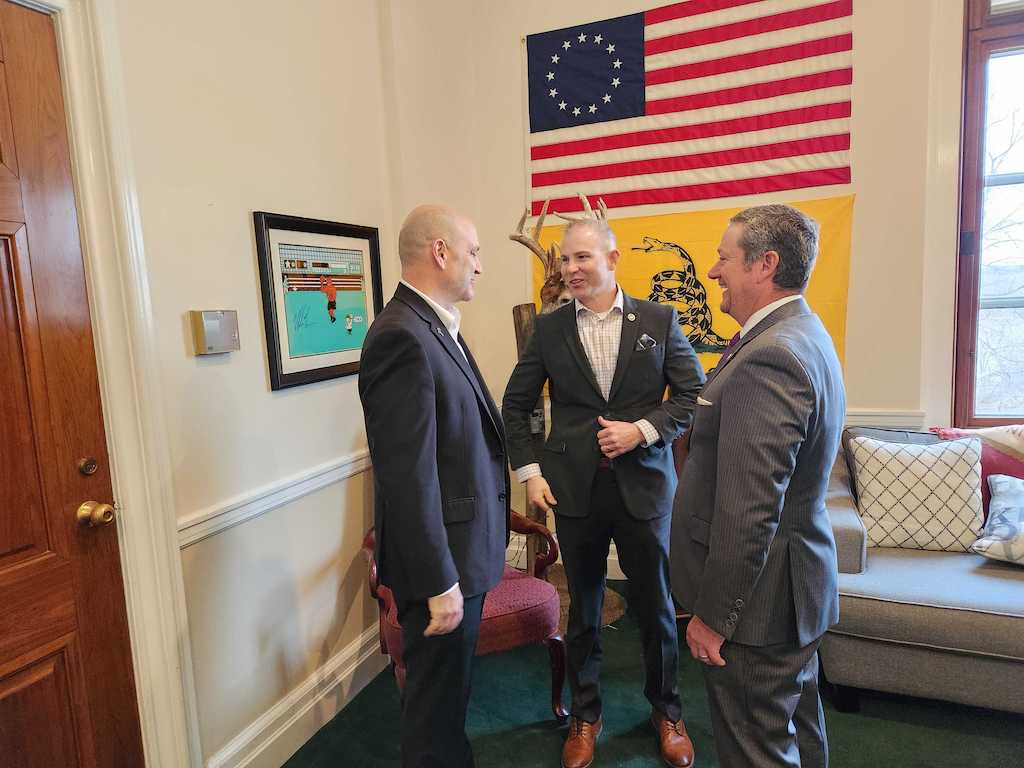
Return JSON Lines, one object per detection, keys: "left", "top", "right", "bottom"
{"left": 254, "top": 211, "right": 383, "bottom": 390}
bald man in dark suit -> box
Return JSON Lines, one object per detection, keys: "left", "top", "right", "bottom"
{"left": 359, "top": 205, "right": 508, "bottom": 768}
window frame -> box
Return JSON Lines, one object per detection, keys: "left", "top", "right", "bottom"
{"left": 955, "top": 0, "right": 1024, "bottom": 427}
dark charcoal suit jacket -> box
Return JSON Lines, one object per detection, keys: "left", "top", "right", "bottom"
{"left": 671, "top": 298, "right": 846, "bottom": 647}
{"left": 359, "top": 283, "right": 509, "bottom": 606}
{"left": 502, "top": 293, "right": 704, "bottom": 520}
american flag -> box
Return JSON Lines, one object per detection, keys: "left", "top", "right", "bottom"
{"left": 526, "top": 0, "right": 853, "bottom": 214}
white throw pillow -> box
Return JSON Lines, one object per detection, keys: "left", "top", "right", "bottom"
{"left": 972, "top": 475, "right": 1024, "bottom": 566}
{"left": 848, "top": 436, "right": 983, "bottom": 551}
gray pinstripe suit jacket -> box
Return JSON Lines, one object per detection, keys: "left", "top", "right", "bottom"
{"left": 670, "top": 298, "right": 846, "bottom": 647}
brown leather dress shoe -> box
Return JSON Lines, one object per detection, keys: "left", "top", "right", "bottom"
{"left": 561, "top": 716, "right": 603, "bottom": 768}
{"left": 651, "top": 710, "right": 695, "bottom": 767}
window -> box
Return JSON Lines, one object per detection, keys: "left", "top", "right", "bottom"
{"left": 956, "top": 0, "right": 1024, "bottom": 425}
{"left": 992, "top": 0, "right": 1024, "bottom": 16}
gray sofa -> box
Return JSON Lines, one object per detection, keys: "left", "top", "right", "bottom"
{"left": 818, "top": 427, "right": 1024, "bottom": 714}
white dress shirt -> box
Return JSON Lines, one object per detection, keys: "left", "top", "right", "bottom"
{"left": 400, "top": 279, "right": 466, "bottom": 360}
{"left": 740, "top": 294, "right": 802, "bottom": 338}
{"left": 516, "top": 287, "right": 659, "bottom": 484}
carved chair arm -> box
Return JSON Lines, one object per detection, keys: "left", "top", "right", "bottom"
{"left": 510, "top": 510, "right": 559, "bottom": 579}
{"left": 361, "top": 528, "right": 379, "bottom": 599}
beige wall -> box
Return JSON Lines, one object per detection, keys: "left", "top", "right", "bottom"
{"left": 116, "top": 0, "right": 393, "bottom": 514}
{"left": 114, "top": 0, "right": 393, "bottom": 759}
{"left": 111, "top": 0, "right": 963, "bottom": 762}
{"left": 388, "top": 0, "right": 962, "bottom": 428}
{"left": 180, "top": 477, "right": 376, "bottom": 754}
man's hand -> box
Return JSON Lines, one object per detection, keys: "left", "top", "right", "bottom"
{"left": 686, "top": 614, "right": 726, "bottom": 666}
{"left": 596, "top": 416, "right": 644, "bottom": 458}
{"left": 526, "top": 476, "right": 558, "bottom": 515}
{"left": 424, "top": 584, "right": 464, "bottom": 636}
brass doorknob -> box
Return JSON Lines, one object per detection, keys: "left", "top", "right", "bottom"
{"left": 77, "top": 501, "right": 115, "bottom": 528}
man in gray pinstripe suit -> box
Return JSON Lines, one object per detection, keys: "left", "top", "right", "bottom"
{"left": 670, "top": 204, "right": 846, "bottom": 767}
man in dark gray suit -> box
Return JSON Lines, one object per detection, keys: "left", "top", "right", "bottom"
{"left": 670, "top": 204, "right": 846, "bottom": 768}
{"left": 503, "top": 219, "right": 704, "bottom": 768}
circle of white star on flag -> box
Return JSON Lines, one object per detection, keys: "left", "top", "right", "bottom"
{"left": 544, "top": 28, "right": 620, "bottom": 120}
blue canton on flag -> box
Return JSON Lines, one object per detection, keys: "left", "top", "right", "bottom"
{"left": 527, "top": 14, "right": 645, "bottom": 133}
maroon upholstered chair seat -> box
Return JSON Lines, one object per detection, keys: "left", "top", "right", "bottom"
{"left": 476, "top": 565, "right": 560, "bottom": 655}
{"left": 363, "top": 512, "right": 568, "bottom": 721}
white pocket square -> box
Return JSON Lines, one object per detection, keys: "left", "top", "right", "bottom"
{"left": 635, "top": 333, "right": 658, "bottom": 351}
{"left": 697, "top": 396, "right": 713, "bottom": 406}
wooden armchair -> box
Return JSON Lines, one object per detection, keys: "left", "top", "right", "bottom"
{"left": 362, "top": 511, "right": 568, "bottom": 722}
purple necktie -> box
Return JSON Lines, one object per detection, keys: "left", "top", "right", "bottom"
{"left": 718, "top": 332, "right": 741, "bottom": 365}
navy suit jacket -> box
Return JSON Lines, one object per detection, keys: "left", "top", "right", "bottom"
{"left": 359, "top": 284, "right": 509, "bottom": 605}
{"left": 502, "top": 294, "right": 704, "bottom": 521}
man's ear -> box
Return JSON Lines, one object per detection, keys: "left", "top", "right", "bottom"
{"left": 607, "top": 248, "right": 621, "bottom": 269}
{"left": 759, "top": 250, "right": 780, "bottom": 283}
{"left": 431, "top": 238, "right": 446, "bottom": 268}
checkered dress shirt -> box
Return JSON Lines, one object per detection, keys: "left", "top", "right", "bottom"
{"left": 576, "top": 294, "right": 623, "bottom": 400}
{"left": 516, "top": 289, "right": 659, "bottom": 483}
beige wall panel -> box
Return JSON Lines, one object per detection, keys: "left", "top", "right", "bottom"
{"left": 180, "top": 474, "right": 375, "bottom": 756}
{"left": 114, "top": 0, "right": 394, "bottom": 516}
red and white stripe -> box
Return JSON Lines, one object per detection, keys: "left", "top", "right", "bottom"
{"left": 284, "top": 275, "right": 364, "bottom": 292}
{"left": 528, "top": 0, "right": 853, "bottom": 214}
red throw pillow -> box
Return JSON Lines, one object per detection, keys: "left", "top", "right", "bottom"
{"left": 929, "top": 425, "right": 1024, "bottom": 519}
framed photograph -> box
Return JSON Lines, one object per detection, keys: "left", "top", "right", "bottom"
{"left": 254, "top": 211, "right": 383, "bottom": 390}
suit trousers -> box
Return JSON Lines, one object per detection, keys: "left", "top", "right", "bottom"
{"left": 555, "top": 469, "right": 682, "bottom": 724}
{"left": 701, "top": 635, "right": 827, "bottom": 768}
{"left": 398, "top": 592, "right": 485, "bottom": 768}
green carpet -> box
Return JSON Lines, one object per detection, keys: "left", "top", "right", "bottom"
{"left": 285, "top": 584, "right": 1024, "bottom": 767}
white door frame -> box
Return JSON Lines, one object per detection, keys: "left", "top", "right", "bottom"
{"left": 14, "top": 0, "right": 202, "bottom": 765}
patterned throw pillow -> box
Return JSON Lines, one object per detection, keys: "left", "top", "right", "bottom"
{"left": 848, "top": 436, "right": 984, "bottom": 551}
{"left": 972, "top": 475, "right": 1024, "bottom": 566}
{"left": 930, "top": 424, "right": 1024, "bottom": 518}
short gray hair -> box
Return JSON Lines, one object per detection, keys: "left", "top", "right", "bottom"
{"left": 729, "top": 204, "right": 819, "bottom": 290}
{"left": 563, "top": 218, "right": 617, "bottom": 253}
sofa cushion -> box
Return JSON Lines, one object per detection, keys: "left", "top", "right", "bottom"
{"left": 841, "top": 427, "right": 940, "bottom": 502}
{"left": 835, "top": 548, "right": 1024, "bottom": 661}
{"left": 931, "top": 425, "right": 1024, "bottom": 517}
{"left": 972, "top": 475, "right": 1024, "bottom": 566}
{"left": 848, "top": 436, "right": 984, "bottom": 551}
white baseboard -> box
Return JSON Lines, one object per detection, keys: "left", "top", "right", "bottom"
{"left": 206, "top": 626, "right": 389, "bottom": 768}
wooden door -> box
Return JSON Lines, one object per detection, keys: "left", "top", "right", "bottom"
{"left": 0, "top": 3, "right": 145, "bottom": 766}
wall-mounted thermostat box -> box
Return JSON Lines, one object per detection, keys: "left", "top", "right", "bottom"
{"left": 190, "top": 310, "right": 240, "bottom": 355}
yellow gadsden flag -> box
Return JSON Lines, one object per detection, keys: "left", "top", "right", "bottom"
{"left": 534, "top": 195, "right": 853, "bottom": 374}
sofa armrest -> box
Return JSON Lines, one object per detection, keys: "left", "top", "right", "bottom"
{"left": 826, "top": 458, "right": 866, "bottom": 574}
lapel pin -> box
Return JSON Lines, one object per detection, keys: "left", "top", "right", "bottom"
{"left": 435, "top": 327, "right": 444, "bottom": 336}
{"left": 626, "top": 312, "right": 636, "bottom": 322}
